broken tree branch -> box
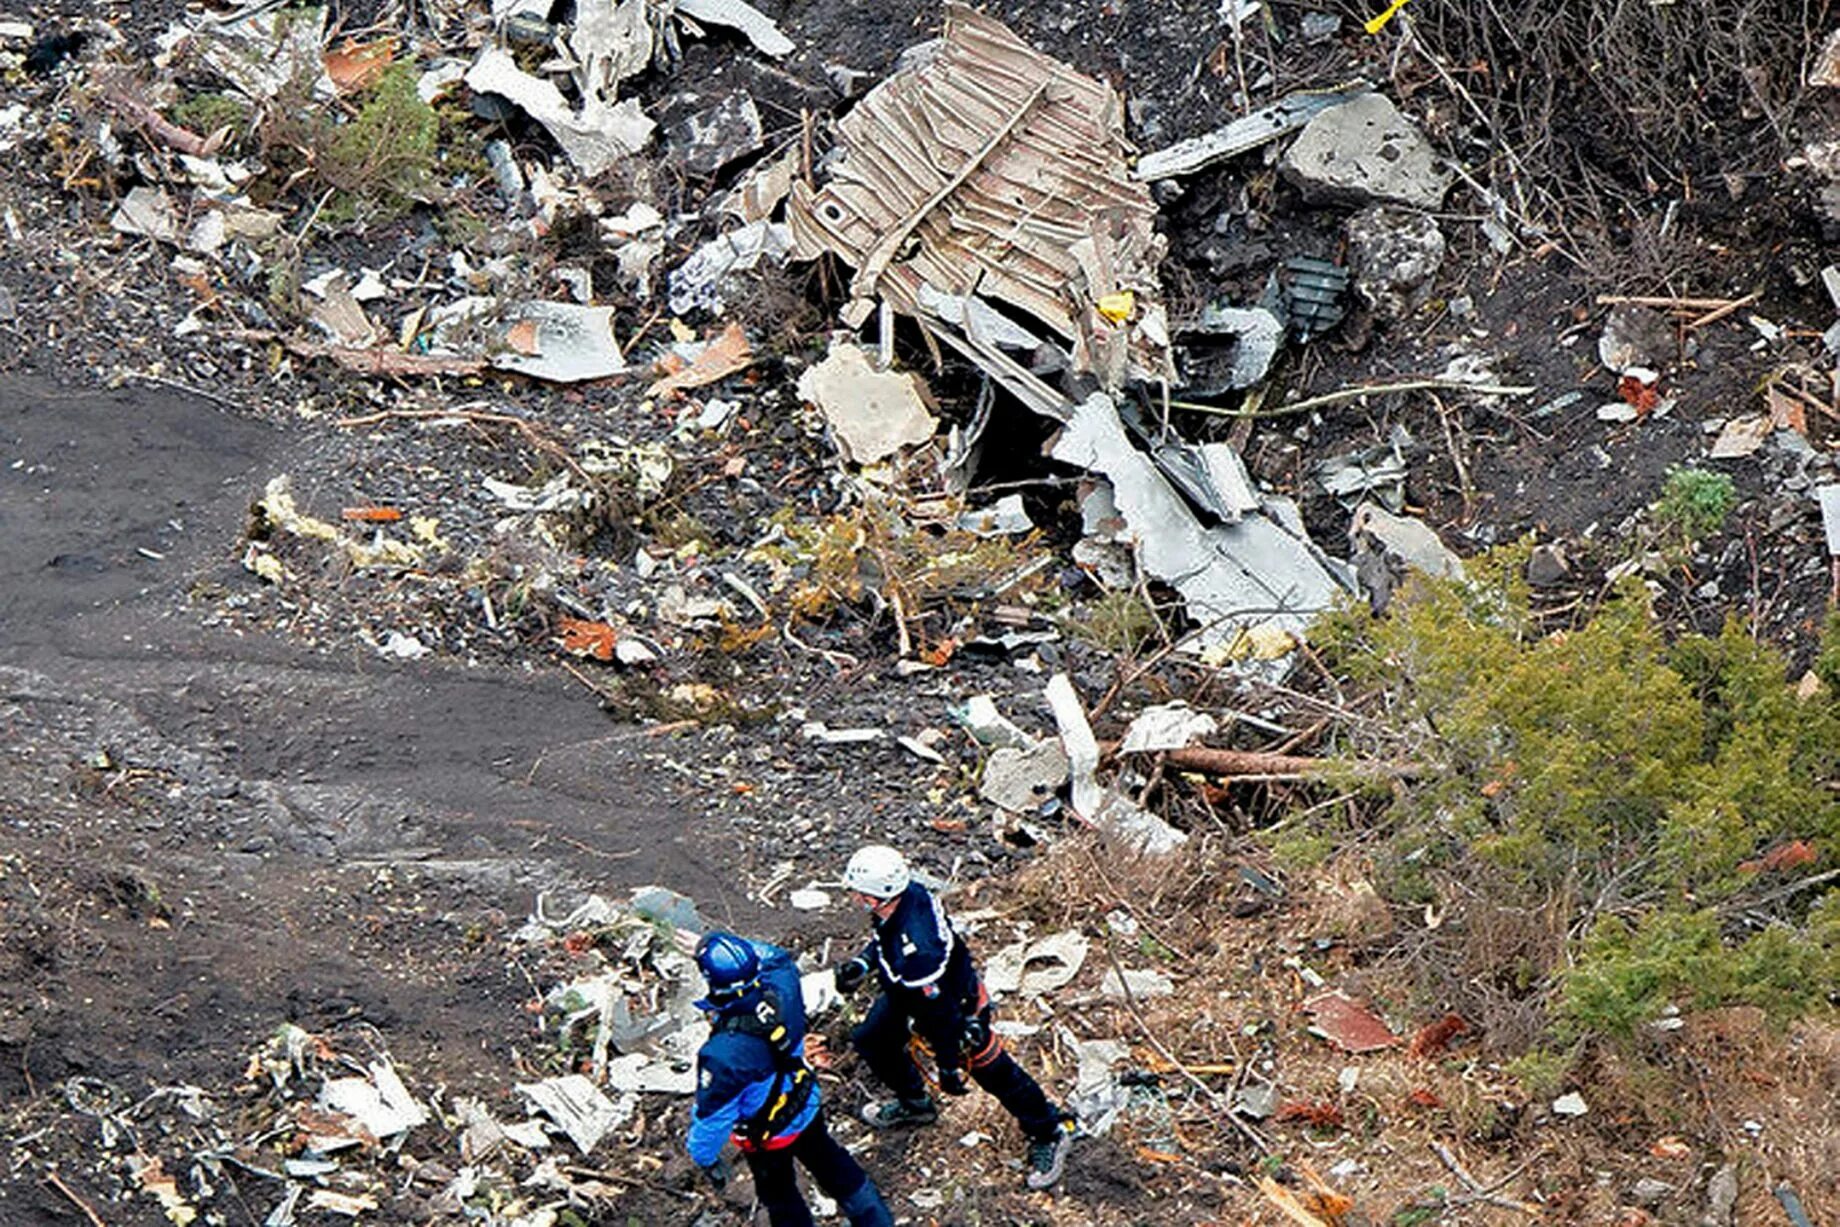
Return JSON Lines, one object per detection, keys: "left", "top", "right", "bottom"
{"left": 228, "top": 327, "right": 489, "bottom": 380}
{"left": 782, "top": 621, "right": 858, "bottom": 672}
{"left": 1099, "top": 934, "right": 1268, "bottom": 1153}
{"left": 1256, "top": 1176, "right": 1332, "bottom": 1227}
{"left": 98, "top": 75, "right": 227, "bottom": 159}
{"left": 1682, "top": 290, "right": 1763, "bottom": 330}
{"left": 1172, "top": 378, "right": 1535, "bottom": 420}
{"left": 1100, "top": 741, "right": 1419, "bottom": 781}
{"left": 1721, "top": 866, "right": 1840, "bottom": 916}
{"left": 1596, "top": 294, "right": 1756, "bottom": 312}
{"left": 1430, "top": 1140, "right": 1543, "bottom": 1215}
{"left": 42, "top": 1172, "right": 106, "bottom": 1227}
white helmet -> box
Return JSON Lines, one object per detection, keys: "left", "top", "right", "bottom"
{"left": 844, "top": 845, "right": 910, "bottom": 899}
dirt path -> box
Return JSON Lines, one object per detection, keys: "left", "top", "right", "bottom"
{"left": 0, "top": 374, "right": 743, "bottom": 1122}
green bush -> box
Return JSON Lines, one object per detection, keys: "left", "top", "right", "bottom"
{"left": 259, "top": 62, "right": 438, "bottom": 219}
{"left": 319, "top": 64, "right": 438, "bottom": 208}
{"left": 1653, "top": 465, "right": 1736, "bottom": 544}
{"left": 1313, "top": 552, "right": 1839, "bottom": 1043}
{"left": 1064, "top": 588, "right": 1164, "bottom": 655}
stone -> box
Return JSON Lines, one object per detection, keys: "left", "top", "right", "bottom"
{"left": 1598, "top": 303, "right": 1674, "bottom": 375}
{"left": 1629, "top": 1178, "right": 1674, "bottom": 1208}
{"left": 1279, "top": 93, "right": 1452, "bottom": 210}
{"left": 1527, "top": 542, "right": 1571, "bottom": 587}
{"left": 1234, "top": 1083, "right": 1278, "bottom": 1119}
{"left": 1551, "top": 1091, "right": 1588, "bottom": 1116}
{"left": 979, "top": 740, "right": 1070, "bottom": 813}
{"left": 1701, "top": 1164, "right": 1737, "bottom": 1227}
{"left": 1346, "top": 205, "right": 1446, "bottom": 322}
{"left": 1322, "top": 878, "right": 1394, "bottom": 944}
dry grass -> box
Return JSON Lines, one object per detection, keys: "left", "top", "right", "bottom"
{"left": 964, "top": 832, "right": 1840, "bottom": 1224}
{"left": 1331, "top": 0, "right": 1832, "bottom": 286}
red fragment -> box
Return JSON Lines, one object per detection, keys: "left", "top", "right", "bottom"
{"left": 557, "top": 616, "right": 621, "bottom": 661}
{"left": 1304, "top": 991, "right": 1399, "bottom": 1053}
{"left": 1737, "top": 839, "right": 1818, "bottom": 874}
{"left": 1617, "top": 374, "right": 1661, "bottom": 416}
{"left": 1408, "top": 1013, "right": 1471, "bottom": 1058}
{"left": 1275, "top": 1100, "right": 1345, "bottom": 1128}
{"left": 562, "top": 930, "right": 595, "bottom": 956}
{"left": 1405, "top": 1087, "right": 1444, "bottom": 1110}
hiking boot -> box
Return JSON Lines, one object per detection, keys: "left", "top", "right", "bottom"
{"left": 860, "top": 1096, "right": 938, "bottom": 1130}
{"left": 1024, "top": 1118, "right": 1076, "bottom": 1190}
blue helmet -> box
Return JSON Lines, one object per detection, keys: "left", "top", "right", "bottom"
{"left": 695, "top": 932, "right": 760, "bottom": 1008}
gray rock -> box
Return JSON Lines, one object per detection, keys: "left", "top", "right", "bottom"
{"left": 1279, "top": 93, "right": 1451, "bottom": 210}
{"left": 1701, "top": 1164, "right": 1737, "bottom": 1227}
{"left": 979, "top": 740, "right": 1070, "bottom": 813}
{"left": 1346, "top": 205, "right": 1445, "bottom": 322}
{"left": 1527, "top": 542, "right": 1571, "bottom": 587}
{"left": 1234, "top": 1082, "right": 1278, "bottom": 1119}
{"left": 1598, "top": 303, "right": 1674, "bottom": 374}
{"left": 1299, "top": 11, "right": 1341, "bottom": 42}
{"left": 1629, "top": 1177, "right": 1674, "bottom": 1207}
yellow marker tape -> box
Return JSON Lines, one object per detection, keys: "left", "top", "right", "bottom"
{"left": 1364, "top": 0, "right": 1412, "bottom": 34}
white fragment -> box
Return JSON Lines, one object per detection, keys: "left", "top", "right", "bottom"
{"left": 1100, "top": 966, "right": 1174, "bottom": 998}
{"left": 379, "top": 630, "right": 431, "bottom": 659}
{"left": 796, "top": 342, "right": 938, "bottom": 464}
{"left": 518, "top": 1075, "right": 631, "bottom": 1155}
{"left": 677, "top": 0, "right": 795, "bottom": 57}
{"left": 111, "top": 187, "right": 179, "bottom": 242}
{"left": 1119, "top": 702, "right": 1218, "bottom": 754}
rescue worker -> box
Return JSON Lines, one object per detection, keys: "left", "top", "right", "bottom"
{"left": 833, "top": 845, "right": 1076, "bottom": 1190}
{"left": 687, "top": 931, "right": 894, "bottom": 1227}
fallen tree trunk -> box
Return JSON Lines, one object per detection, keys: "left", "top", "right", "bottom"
{"left": 1100, "top": 741, "right": 1419, "bottom": 780}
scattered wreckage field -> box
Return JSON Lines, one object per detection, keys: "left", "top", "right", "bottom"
{"left": 2, "top": 0, "right": 1839, "bottom": 1225}
{"left": 0, "top": 378, "right": 757, "bottom": 1222}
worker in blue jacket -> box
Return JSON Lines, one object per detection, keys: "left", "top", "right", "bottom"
{"left": 687, "top": 932, "right": 893, "bottom": 1227}
{"left": 834, "top": 845, "right": 1076, "bottom": 1190}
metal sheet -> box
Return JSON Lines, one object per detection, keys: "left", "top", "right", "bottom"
{"left": 788, "top": 4, "right": 1172, "bottom": 388}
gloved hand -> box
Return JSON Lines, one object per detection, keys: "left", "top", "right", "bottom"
{"left": 937, "top": 1065, "right": 970, "bottom": 1096}
{"left": 834, "top": 957, "right": 870, "bottom": 995}
{"left": 700, "top": 1156, "right": 731, "bottom": 1191}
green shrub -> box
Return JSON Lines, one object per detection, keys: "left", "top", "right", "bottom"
{"left": 1312, "top": 552, "right": 1840, "bottom": 1044}
{"left": 1653, "top": 465, "right": 1735, "bottom": 544}
{"left": 259, "top": 62, "right": 438, "bottom": 219}
{"left": 170, "top": 91, "right": 250, "bottom": 145}
{"left": 1562, "top": 910, "right": 1830, "bottom": 1038}
{"left": 319, "top": 64, "right": 438, "bottom": 208}
{"left": 1504, "top": 1046, "right": 1578, "bottom": 1098}
{"left": 1064, "top": 588, "right": 1163, "bottom": 655}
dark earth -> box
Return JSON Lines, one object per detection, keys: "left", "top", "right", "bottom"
{"left": 2, "top": 0, "right": 1837, "bottom": 1223}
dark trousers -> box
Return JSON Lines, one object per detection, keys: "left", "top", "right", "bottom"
{"left": 852, "top": 993, "right": 1061, "bottom": 1141}
{"left": 743, "top": 1108, "right": 888, "bottom": 1227}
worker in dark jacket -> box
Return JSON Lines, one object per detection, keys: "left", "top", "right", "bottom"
{"left": 687, "top": 932, "right": 893, "bottom": 1227}
{"left": 834, "top": 845, "right": 1075, "bottom": 1190}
